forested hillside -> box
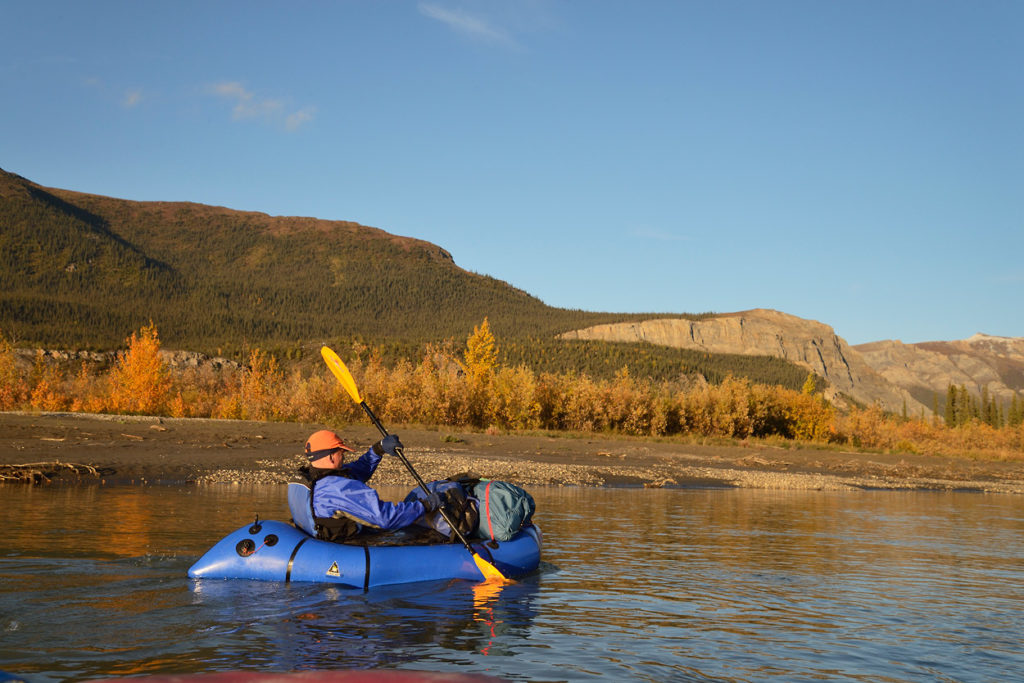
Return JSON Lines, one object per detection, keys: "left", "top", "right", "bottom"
{"left": 0, "top": 168, "right": 812, "bottom": 390}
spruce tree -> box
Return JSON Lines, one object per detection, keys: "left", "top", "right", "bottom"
{"left": 945, "top": 384, "right": 957, "bottom": 428}
{"left": 1010, "top": 393, "right": 1022, "bottom": 427}
{"left": 957, "top": 385, "right": 972, "bottom": 426}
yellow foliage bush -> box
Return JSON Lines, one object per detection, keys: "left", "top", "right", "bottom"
{"left": 5, "top": 322, "right": 1023, "bottom": 461}
{"left": 784, "top": 390, "right": 836, "bottom": 442}
{"left": 214, "top": 349, "right": 287, "bottom": 421}
{"left": 107, "top": 322, "right": 172, "bottom": 415}
{"left": 169, "top": 392, "right": 192, "bottom": 418}
{"left": 28, "top": 352, "right": 68, "bottom": 412}
{"left": 0, "top": 333, "right": 28, "bottom": 410}
{"left": 379, "top": 358, "right": 419, "bottom": 425}
{"left": 488, "top": 365, "right": 541, "bottom": 430}
{"left": 413, "top": 349, "right": 469, "bottom": 426}
{"left": 463, "top": 318, "right": 498, "bottom": 382}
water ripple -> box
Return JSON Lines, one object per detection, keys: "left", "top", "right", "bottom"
{"left": 2, "top": 487, "right": 1023, "bottom": 681}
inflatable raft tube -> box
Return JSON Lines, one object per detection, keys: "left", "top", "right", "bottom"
{"left": 188, "top": 519, "right": 542, "bottom": 587}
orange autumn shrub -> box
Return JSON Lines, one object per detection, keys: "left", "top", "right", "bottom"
{"left": 281, "top": 370, "right": 343, "bottom": 423}
{"left": 679, "top": 377, "right": 770, "bottom": 439}
{"left": 708, "top": 376, "right": 757, "bottom": 438}
{"left": 784, "top": 389, "right": 836, "bottom": 442}
{"left": 213, "top": 349, "right": 290, "bottom": 421}
{"left": 838, "top": 404, "right": 889, "bottom": 449}
{"left": 6, "top": 319, "right": 1023, "bottom": 461}
{"left": 0, "top": 332, "right": 29, "bottom": 409}
{"left": 413, "top": 348, "right": 469, "bottom": 426}
{"left": 107, "top": 323, "right": 172, "bottom": 415}
{"left": 600, "top": 368, "right": 650, "bottom": 435}
{"left": 462, "top": 318, "right": 498, "bottom": 383}
{"left": 68, "top": 362, "right": 107, "bottom": 413}
{"left": 28, "top": 351, "right": 69, "bottom": 412}
{"left": 378, "top": 358, "right": 419, "bottom": 425}
{"left": 488, "top": 364, "right": 542, "bottom": 431}
{"left": 550, "top": 373, "right": 605, "bottom": 432}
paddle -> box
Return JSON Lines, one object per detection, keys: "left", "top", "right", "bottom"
{"left": 320, "top": 345, "right": 510, "bottom": 583}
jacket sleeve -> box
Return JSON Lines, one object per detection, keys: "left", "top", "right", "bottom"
{"left": 340, "top": 447, "right": 382, "bottom": 483}
{"left": 314, "top": 477, "right": 426, "bottom": 531}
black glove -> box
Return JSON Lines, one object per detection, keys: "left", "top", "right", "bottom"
{"left": 420, "top": 492, "right": 443, "bottom": 514}
{"left": 372, "top": 434, "right": 403, "bottom": 457}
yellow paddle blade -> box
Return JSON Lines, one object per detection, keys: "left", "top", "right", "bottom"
{"left": 473, "top": 553, "right": 512, "bottom": 584}
{"left": 320, "top": 346, "right": 362, "bottom": 404}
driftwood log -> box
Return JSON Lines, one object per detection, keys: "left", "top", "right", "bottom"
{"left": 0, "top": 461, "right": 101, "bottom": 484}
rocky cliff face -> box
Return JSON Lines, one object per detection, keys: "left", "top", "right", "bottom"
{"left": 854, "top": 335, "right": 1024, "bottom": 409}
{"left": 16, "top": 348, "right": 240, "bottom": 372}
{"left": 559, "top": 309, "right": 930, "bottom": 414}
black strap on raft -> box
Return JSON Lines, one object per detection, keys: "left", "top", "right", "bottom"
{"left": 475, "top": 541, "right": 499, "bottom": 566}
{"left": 285, "top": 537, "right": 309, "bottom": 583}
{"left": 363, "top": 546, "right": 371, "bottom": 592}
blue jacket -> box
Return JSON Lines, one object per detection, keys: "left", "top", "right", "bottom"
{"left": 310, "top": 447, "right": 426, "bottom": 532}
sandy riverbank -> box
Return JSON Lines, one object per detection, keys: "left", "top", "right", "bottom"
{"left": 2, "top": 412, "right": 1024, "bottom": 493}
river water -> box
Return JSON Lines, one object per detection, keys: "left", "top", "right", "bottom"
{"left": 1, "top": 485, "right": 1022, "bottom": 682}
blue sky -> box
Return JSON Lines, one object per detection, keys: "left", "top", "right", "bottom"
{"left": 3, "top": 1, "right": 1021, "bottom": 345}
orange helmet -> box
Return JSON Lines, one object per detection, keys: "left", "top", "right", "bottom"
{"left": 304, "top": 430, "right": 354, "bottom": 462}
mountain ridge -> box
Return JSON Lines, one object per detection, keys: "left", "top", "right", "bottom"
{"left": 0, "top": 167, "right": 594, "bottom": 350}
{"left": 3, "top": 168, "right": 1019, "bottom": 413}
{"left": 854, "top": 335, "right": 1024, "bottom": 411}
{"left": 10, "top": 168, "right": 810, "bottom": 389}
{"left": 561, "top": 310, "right": 1024, "bottom": 415}
{"left": 559, "top": 309, "right": 916, "bottom": 413}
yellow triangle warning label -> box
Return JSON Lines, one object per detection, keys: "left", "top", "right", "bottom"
{"left": 326, "top": 561, "right": 341, "bottom": 577}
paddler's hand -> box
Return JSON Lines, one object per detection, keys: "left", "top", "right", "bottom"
{"left": 420, "top": 492, "right": 443, "bottom": 514}
{"left": 372, "top": 434, "right": 403, "bottom": 457}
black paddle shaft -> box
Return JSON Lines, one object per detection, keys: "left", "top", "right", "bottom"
{"left": 359, "top": 401, "right": 478, "bottom": 552}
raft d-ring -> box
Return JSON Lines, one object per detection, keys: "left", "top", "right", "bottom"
{"left": 249, "top": 515, "right": 262, "bottom": 535}
{"left": 236, "top": 539, "right": 257, "bottom": 557}
{"left": 264, "top": 534, "right": 278, "bottom": 547}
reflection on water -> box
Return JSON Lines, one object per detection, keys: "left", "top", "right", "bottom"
{"left": 1, "top": 485, "right": 1023, "bottom": 681}
{"left": 187, "top": 574, "right": 541, "bottom": 672}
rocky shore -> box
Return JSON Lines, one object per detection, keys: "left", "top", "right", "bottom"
{"left": 2, "top": 412, "right": 1024, "bottom": 493}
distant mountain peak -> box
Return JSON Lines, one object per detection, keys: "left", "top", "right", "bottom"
{"left": 965, "top": 332, "right": 1016, "bottom": 343}
{"left": 560, "top": 309, "right": 919, "bottom": 413}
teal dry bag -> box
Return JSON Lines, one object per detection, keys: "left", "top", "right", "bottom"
{"left": 473, "top": 480, "right": 535, "bottom": 542}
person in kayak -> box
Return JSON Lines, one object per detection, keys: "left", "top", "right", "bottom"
{"left": 299, "top": 429, "right": 441, "bottom": 542}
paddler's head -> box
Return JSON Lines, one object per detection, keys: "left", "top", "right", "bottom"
{"left": 304, "top": 430, "right": 354, "bottom": 469}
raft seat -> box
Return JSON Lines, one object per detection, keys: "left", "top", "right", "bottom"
{"left": 287, "top": 482, "right": 317, "bottom": 537}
